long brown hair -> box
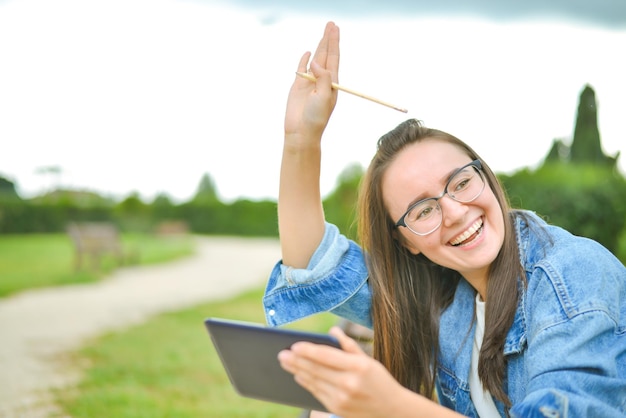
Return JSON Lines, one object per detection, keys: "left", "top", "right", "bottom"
{"left": 357, "top": 119, "right": 524, "bottom": 407}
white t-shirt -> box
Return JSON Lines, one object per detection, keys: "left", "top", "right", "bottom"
{"left": 469, "top": 294, "right": 501, "bottom": 417}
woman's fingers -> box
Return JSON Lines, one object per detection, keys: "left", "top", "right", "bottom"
{"left": 282, "top": 330, "right": 368, "bottom": 378}
{"left": 310, "top": 22, "right": 335, "bottom": 69}
{"left": 309, "top": 22, "right": 339, "bottom": 96}
{"left": 329, "top": 326, "right": 365, "bottom": 355}
{"left": 284, "top": 22, "right": 339, "bottom": 136}
{"left": 296, "top": 51, "right": 312, "bottom": 75}
{"left": 308, "top": 22, "right": 339, "bottom": 91}
{"left": 279, "top": 345, "right": 352, "bottom": 409}
{"left": 324, "top": 23, "right": 340, "bottom": 82}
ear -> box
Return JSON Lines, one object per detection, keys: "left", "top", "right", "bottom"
{"left": 393, "top": 229, "right": 421, "bottom": 255}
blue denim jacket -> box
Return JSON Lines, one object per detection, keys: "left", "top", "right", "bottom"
{"left": 263, "top": 211, "right": 626, "bottom": 417}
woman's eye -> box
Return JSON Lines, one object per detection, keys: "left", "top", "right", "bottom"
{"left": 419, "top": 208, "right": 433, "bottom": 218}
{"left": 453, "top": 177, "right": 471, "bottom": 192}
{"left": 416, "top": 205, "right": 434, "bottom": 220}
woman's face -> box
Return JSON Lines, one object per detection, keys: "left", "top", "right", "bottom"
{"left": 382, "top": 139, "right": 505, "bottom": 285}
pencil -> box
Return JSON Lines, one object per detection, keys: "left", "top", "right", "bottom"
{"left": 295, "top": 72, "right": 408, "bottom": 113}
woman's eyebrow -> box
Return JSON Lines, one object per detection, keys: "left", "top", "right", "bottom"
{"left": 402, "top": 163, "right": 470, "bottom": 211}
{"left": 441, "top": 165, "right": 462, "bottom": 184}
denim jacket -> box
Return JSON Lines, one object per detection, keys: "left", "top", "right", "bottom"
{"left": 263, "top": 211, "right": 626, "bottom": 417}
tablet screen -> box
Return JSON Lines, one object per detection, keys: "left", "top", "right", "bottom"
{"left": 205, "top": 317, "right": 341, "bottom": 412}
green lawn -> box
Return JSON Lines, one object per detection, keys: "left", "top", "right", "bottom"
{"left": 0, "top": 233, "right": 195, "bottom": 298}
{"left": 55, "top": 287, "right": 337, "bottom": 418}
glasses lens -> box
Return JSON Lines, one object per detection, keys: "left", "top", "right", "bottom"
{"left": 402, "top": 163, "right": 484, "bottom": 235}
{"left": 405, "top": 199, "right": 442, "bottom": 235}
{"left": 448, "top": 166, "right": 485, "bottom": 203}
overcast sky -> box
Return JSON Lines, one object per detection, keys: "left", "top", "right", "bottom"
{"left": 223, "top": 0, "right": 626, "bottom": 28}
{"left": 1, "top": 0, "right": 625, "bottom": 202}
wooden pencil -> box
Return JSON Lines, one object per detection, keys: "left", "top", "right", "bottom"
{"left": 295, "top": 72, "right": 408, "bottom": 113}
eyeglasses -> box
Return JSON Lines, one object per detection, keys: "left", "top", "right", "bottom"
{"left": 394, "top": 160, "right": 485, "bottom": 236}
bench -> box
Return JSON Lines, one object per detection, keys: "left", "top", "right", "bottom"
{"left": 66, "top": 222, "right": 126, "bottom": 271}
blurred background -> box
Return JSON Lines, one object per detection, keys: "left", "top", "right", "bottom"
{"left": 1, "top": 0, "right": 625, "bottom": 259}
{"left": 0, "top": 1, "right": 625, "bottom": 416}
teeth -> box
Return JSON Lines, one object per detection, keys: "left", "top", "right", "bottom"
{"left": 450, "top": 219, "right": 483, "bottom": 246}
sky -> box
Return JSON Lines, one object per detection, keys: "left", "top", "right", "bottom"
{"left": 1, "top": 0, "right": 625, "bottom": 203}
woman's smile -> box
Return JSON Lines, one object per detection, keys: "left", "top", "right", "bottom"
{"left": 449, "top": 217, "right": 484, "bottom": 247}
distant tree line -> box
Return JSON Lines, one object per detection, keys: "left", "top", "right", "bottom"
{"left": 1, "top": 85, "right": 625, "bottom": 259}
{"left": 0, "top": 173, "right": 280, "bottom": 237}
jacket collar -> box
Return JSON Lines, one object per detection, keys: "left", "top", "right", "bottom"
{"left": 503, "top": 211, "right": 534, "bottom": 355}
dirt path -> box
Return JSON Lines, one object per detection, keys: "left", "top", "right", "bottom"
{"left": 0, "top": 236, "right": 281, "bottom": 417}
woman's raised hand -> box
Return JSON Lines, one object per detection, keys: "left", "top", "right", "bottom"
{"left": 284, "top": 22, "right": 340, "bottom": 141}
{"left": 278, "top": 22, "right": 340, "bottom": 268}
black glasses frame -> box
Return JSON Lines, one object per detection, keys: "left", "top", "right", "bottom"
{"left": 394, "top": 159, "right": 484, "bottom": 235}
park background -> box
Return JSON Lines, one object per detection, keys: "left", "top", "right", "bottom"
{"left": 1, "top": 0, "right": 626, "bottom": 417}
{"left": 2, "top": 83, "right": 625, "bottom": 264}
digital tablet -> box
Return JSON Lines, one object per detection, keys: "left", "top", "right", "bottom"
{"left": 205, "top": 317, "right": 341, "bottom": 412}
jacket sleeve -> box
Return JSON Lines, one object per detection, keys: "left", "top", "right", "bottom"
{"left": 263, "top": 222, "right": 372, "bottom": 328}
{"left": 510, "top": 254, "right": 626, "bottom": 417}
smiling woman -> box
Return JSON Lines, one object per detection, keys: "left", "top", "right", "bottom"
{"left": 263, "top": 21, "right": 626, "bottom": 417}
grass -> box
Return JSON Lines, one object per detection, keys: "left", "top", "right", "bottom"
{"left": 55, "top": 287, "right": 337, "bottom": 418}
{"left": 0, "top": 233, "right": 195, "bottom": 298}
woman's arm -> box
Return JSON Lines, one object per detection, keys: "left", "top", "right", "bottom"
{"left": 279, "top": 22, "right": 340, "bottom": 268}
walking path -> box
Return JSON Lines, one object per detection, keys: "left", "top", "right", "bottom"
{"left": 0, "top": 236, "right": 281, "bottom": 417}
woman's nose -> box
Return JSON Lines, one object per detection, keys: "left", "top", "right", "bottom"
{"left": 439, "top": 195, "right": 468, "bottom": 228}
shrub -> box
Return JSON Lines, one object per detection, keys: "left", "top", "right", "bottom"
{"left": 500, "top": 163, "right": 626, "bottom": 255}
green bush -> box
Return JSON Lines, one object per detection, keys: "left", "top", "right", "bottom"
{"left": 177, "top": 199, "right": 278, "bottom": 237}
{"left": 323, "top": 163, "right": 363, "bottom": 241}
{"left": 500, "top": 163, "right": 626, "bottom": 255}
{"left": 0, "top": 198, "right": 281, "bottom": 237}
{"left": 0, "top": 202, "right": 113, "bottom": 233}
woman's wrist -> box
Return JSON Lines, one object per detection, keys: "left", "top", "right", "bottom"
{"left": 283, "top": 132, "right": 323, "bottom": 154}
{"left": 390, "top": 387, "right": 465, "bottom": 418}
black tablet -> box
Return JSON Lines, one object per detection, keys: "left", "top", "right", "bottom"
{"left": 205, "top": 317, "right": 341, "bottom": 412}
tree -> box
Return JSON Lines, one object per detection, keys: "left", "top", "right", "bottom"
{"left": 114, "top": 192, "right": 151, "bottom": 232}
{"left": 152, "top": 193, "right": 174, "bottom": 207}
{"left": 544, "top": 138, "right": 568, "bottom": 163}
{"left": 193, "top": 173, "right": 219, "bottom": 203}
{"left": 548, "top": 84, "right": 620, "bottom": 167}
{"left": 151, "top": 192, "right": 178, "bottom": 222}
{"left": 504, "top": 84, "right": 626, "bottom": 256}
{"left": 0, "top": 176, "right": 20, "bottom": 201}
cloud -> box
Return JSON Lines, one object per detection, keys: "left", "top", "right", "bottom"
{"left": 211, "top": 0, "right": 626, "bottom": 29}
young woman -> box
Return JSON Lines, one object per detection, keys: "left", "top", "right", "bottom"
{"left": 264, "top": 22, "right": 626, "bottom": 417}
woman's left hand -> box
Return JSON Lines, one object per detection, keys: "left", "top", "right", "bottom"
{"left": 278, "top": 326, "right": 407, "bottom": 418}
